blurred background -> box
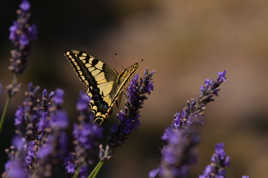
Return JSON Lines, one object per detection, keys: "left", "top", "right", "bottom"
{"left": 1, "top": 0, "right": 268, "bottom": 177}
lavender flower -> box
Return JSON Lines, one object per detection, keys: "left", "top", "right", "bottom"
{"left": 173, "top": 70, "right": 227, "bottom": 129}
{"left": 4, "top": 83, "right": 68, "bottom": 178}
{"left": 65, "top": 92, "right": 103, "bottom": 177}
{"left": 8, "top": 0, "right": 37, "bottom": 74}
{"left": 150, "top": 71, "right": 227, "bottom": 178}
{"left": 108, "top": 70, "right": 154, "bottom": 147}
{"left": 198, "top": 143, "right": 230, "bottom": 178}
{"left": 4, "top": 160, "right": 28, "bottom": 178}
{"left": 242, "top": 176, "right": 249, "bottom": 178}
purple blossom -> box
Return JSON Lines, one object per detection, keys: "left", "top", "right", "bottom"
{"left": 25, "top": 141, "right": 35, "bottom": 166}
{"left": 76, "top": 91, "right": 90, "bottom": 111}
{"left": 171, "top": 70, "right": 227, "bottom": 130}
{"left": 8, "top": 0, "right": 37, "bottom": 75}
{"left": 149, "top": 168, "right": 160, "bottom": 178}
{"left": 65, "top": 155, "right": 75, "bottom": 173}
{"left": 4, "top": 160, "right": 28, "bottom": 178}
{"left": 50, "top": 111, "right": 68, "bottom": 129}
{"left": 37, "top": 136, "right": 54, "bottom": 158}
{"left": 199, "top": 143, "right": 230, "bottom": 178}
{"left": 150, "top": 71, "right": 227, "bottom": 178}
{"left": 159, "top": 128, "right": 199, "bottom": 178}
{"left": 52, "top": 89, "right": 64, "bottom": 105}
{"left": 37, "top": 111, "right": 48, "bottom": 132}
{"left": 4, "top": 84, "right": 69, "bottom": 177}
{"left": 14, "top": 106, "right": 24, "bottom": 126}
{"left": 242, "top": 176, "right": 249, "bottom": 178}
{"left": 108, "top": 70, "right": 154, "bottom": 147}
{"left": 20, "top": 0, "right": 31, "bottom": 11}
{"left": 12, "top": 136, "right": 26, "bottom": 150}
{"left": 65, "top": 92, "right": 103, "bottom": 176}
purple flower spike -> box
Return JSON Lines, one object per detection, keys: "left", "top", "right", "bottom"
{"left": 199, "top": 143, "right": 230, "bottom": 178}
{"left": 4, "top": 84, "right": 69, "bottom": 178}
{"left": 150, "top": 71, "right": 227, "bottom": 178}
{"left": 108, "top": 70, "right": 154, "bottom": 147}
{"left": 65, "top": 92, "right": 103, "bottom": 176}
{"left": 8, "top": 0, "right": 37, "bottom": 75}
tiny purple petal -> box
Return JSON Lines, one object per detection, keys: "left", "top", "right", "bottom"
{"left": 19, "top": 0, "right": 31, "bottom": 11}
{"left": 76, "top": 92, "right": 90, "bottom": 111}
{"left": 5, "top": 160, "right": 27, "bottom": 178}
{"left": 37, "top": 144, "right": 53, "bottom": 158}
{"left": 65, "top": 156, "right": 75, "bottom": 173}
{"left": 53, "top": 89, "right": 64, "bottom": 105}
{"left": 217, "top": 70, "right": 227, "bottom": 83}
{"left": 149, "top": 168, "right": 159, "bottom": 178}
{"left": 50, "top": 111, "right": 68, "bottom": 129}
{"left": 15, "top": 106, "right": 24, "bottom": 126}
{"left": 12, "top": 136, "right": 25, "bottom": 150}
{"left": 19, "top": 34, "right": 29, "bottom": 46}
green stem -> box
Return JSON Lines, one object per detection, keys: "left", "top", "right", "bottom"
{"left": 88, "top": 160, "right": 104, "bottom": 178}
{"left": 0, "top": 96, "right": 11, "bottom": 134}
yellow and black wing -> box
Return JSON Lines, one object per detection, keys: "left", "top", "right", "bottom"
{"left": 64, "top": 50, "right": 139, "bottom": 124}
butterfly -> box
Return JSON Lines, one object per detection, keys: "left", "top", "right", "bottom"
{"left": 64, "top": 50, "right": 139, "bottom": 124}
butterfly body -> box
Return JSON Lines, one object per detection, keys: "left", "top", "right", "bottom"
{"left": 64, "top": 50, "right": 139, "bottom": 124}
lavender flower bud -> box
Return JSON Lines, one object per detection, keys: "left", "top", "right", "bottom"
{"left": 198, "top": 143, "right": 230, "bottom": 178}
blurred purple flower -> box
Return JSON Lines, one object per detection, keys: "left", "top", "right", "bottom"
{"left": 52, "top": 89, "right": 64, "bottom": 105}
{"left": 4, "top": 84, "right": 69, "bottom": 177}
{"left": 172, "top": 70, "right": 227, "bottom": 130}
{"left": 50, "top": 111, "right": 68, "bottom": 129}
{"left": 149, "top": 168, "right": 160, "bottom": 178}
{"left": 20, "top": 0, "right": 31, "bottom": 11}
{"left": 37, "top": 136, "right": 54, "bottom": 158}
{"left": 65, "top": 92, "right": 103, "bottom": 176}
{"left": 76, "top": 91, "right": 90, "bottom": 111}
{"left": 150, "top": 71, "right": 227, "bottom": 178}
{"left": 199, "top": 143, "right": 230, "bottom": 178}
{"left": 8, "top": 0, "right": 37, "bottom": 75}
{"left": 12, "top": 136, "right": 25, "bottom": 151}
{"left": 25, "top": 141, "right": 35, "bottom": 166}
{"left": 65, "top": 155, "right": 75, "bottom": 174}
{"left": 108, "top": 70, "right": 154, "bottom": 147}
{"left": 4, "top": 160, "right": 28, "bottom": 178}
